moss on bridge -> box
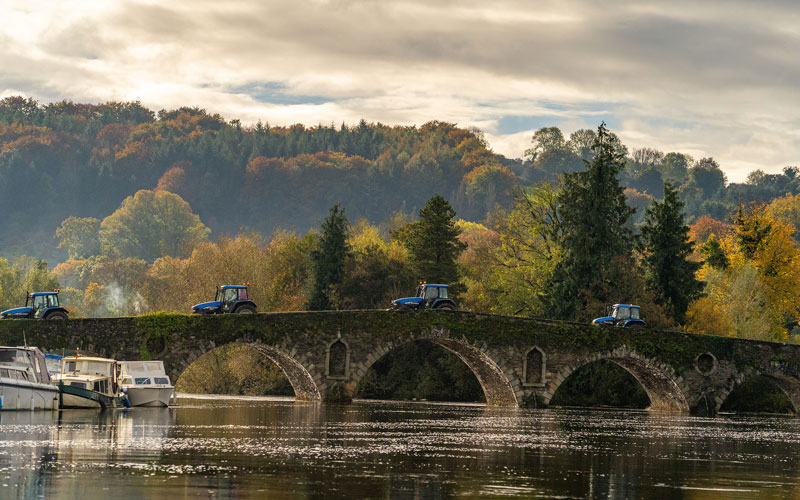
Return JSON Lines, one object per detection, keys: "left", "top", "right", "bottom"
{"left": 0, "top": 310, "right": 797, "bottom": 379}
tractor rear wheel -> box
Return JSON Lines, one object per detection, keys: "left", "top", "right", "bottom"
{"left": 627, "top": 323, "right": 645, "bottom": 329}
{"left": 235, "top": 305, "right": 256, "bottom": 314}
{"left": 47, "top": 312, "right": 68, "bottom": 320}
{"left": 435, "top": 303, "right": 456, "bottom": 311}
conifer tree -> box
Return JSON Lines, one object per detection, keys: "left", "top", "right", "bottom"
{"left": 307, "top": 204, "right": 350, "bottom": 310}
{"left": 637, "top": 183, "right": 704, "bottom": 324}
{"left": 545, "top": 123, "right": 634, "bottom": 319}
{"left": 406, "top": 195, "right": 466, "bottom": 287}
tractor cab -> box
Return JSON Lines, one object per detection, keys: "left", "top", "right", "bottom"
{"left": 191, "top": 285, "right": 257, "bottom": 315}
{"left": 1, "top": 291, "right": 69, "bottom": 320}
{"left": 592, "top": 304, "right": 645, "bottom": 329}
{"left": 390, "top": 283, "right": 457, "bottom": 311}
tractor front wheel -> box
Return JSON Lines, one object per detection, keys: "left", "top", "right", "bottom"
{"left": 235, "top": 305, "right": 256, "bottom": 314}
{"left": 435, "top": 304, "right": 456, "bottom": 311}
{"left": 46, "top": 312, "right": 68, "bottom": 320}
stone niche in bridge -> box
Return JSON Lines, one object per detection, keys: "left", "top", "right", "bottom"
{"left": 3, "top": 311, "right": 800, "bottom": 416}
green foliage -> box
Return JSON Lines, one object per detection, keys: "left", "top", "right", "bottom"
{"left": 356, "top": 341, "right": 484, "bottom": 402}
{"left": 549, "top": 360, "right": 649, "bottom": 408}
{"left": 637, "top": 183, "right": 703, "bottom": 324}
{"left": 545, "top": 123, "right": 635, "bottom": 320}
{"left": 0, "top": 257, "right": 59, "bottom": 311}
{"left": 406, "top": 195, "right": 466, "bottom": 289}
{"left": 307, "top": 205, "right": 350, "bottom": 310}
{"left": 700, "top": 236, "right": 729, "bottom": 270}
{"left": 481, "top": 185, "right": 562, "bottom": 316}
{"left": 99, "top": 190, "right": 210, "bottom": 262}
{"left": 336, "top": 222, "right": 415, "bottom": 309}
{"left": 718, "top": 375, "right": 795, "bottom": 414}
{"left": 55, "top": 217, "right": 101, "bottom": 259}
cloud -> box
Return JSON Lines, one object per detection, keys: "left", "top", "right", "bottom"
{"left": 1, "top": 0, "right": 798, "bottom": 181}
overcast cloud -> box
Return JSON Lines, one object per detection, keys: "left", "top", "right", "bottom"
{"left": 2, "top": 0, "right": 798, "bottom": 181}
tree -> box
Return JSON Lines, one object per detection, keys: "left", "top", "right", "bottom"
{"left": 524, "top": 127, "right": 566, "bottom": 161}
{"left": 767, "top": 193, "right": 800, "bottom": 244}
{"left": 56, "top": 217, "right": 101, "bottom": 259}
{"left": 336, "top": 221, "right": 414, "bottom": 310}
{"left": 545, "top": 123, "right": 635, "bottom": 320}
{"left": 99, "top": 190, "right": 210, "bottom": 262}
{"left": 637, "top": 183, "right": 704, "bottom": 323}
{"left": 307, "top": 205, "right": 350, "bottom": 310}
{"left": 688, "top": 158, "right": 726, "bottom": 199}
{"left": 485, "top": 185, "right": 562, "bottom": 316}
{"left": 406, "top": 195, "right": 467, "bottom": 288}
{"left": 567, "top": 129, "right": 596, "bottom": 160}
{"left": 661, "top": 152, "right": 692, "bottom": 186}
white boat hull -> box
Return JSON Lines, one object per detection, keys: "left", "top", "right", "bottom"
{"left": 0, "top": 381, "right": 59, "bottom": 411}
{"left": 125, "top": 387, "right": 174, "bottom": 407}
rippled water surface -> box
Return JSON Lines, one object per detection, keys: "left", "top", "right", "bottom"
{"left": 0, "top": 396, "right": 799, "bottom": 499}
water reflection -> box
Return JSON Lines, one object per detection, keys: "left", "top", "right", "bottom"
{"left": 0, "top": 398, "right": 797, "bottom": 499}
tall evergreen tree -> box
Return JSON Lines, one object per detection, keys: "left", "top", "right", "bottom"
{"left": 406, "top": 195, "right": 467, "bottom": 287}
{"left": 307, "top": 204, "right": 350, "bottom": 311}
{"left": 545, "top": 123, "right": 635, "bottom": 319}
{"left": 637, "top": 183, "right": 704, "bottom": 324}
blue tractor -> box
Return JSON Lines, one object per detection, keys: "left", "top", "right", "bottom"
{"left": 592, "top": 304, "right": 646, "bottom": 329}
{"left": 191, "top": 285, "right": 257, "bottom": 315}
{"left": 1, "top": 291, "right": 69, "bottom": 320}
{"left": 390, "top": 283, "right": 457, "bottom": 311}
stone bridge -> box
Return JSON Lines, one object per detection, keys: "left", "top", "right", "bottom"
{"left": 2, "top": 311, "right": 799, "bottom": 416}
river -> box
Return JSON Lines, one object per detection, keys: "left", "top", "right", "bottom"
{"left": 0, "top": 395, "right": 797, "bottom": 499}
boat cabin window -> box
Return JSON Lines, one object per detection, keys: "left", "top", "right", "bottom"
{"left": 135, "top": 377, "right": 151, "bottom": 385}
{"left": 70, "top": 381, "right": 87, "bottom": 389}
{"left": 96, "top": 379, "right": 109, "bottom": 394}
{"left": 121, "top": 376, "right": 133, "bottom": 385}
{"left": 155, "top": 377, "right": 169, "bottom": 385}
{"left": 65, "top": 361, "right": 76, "bottom": 372}
{"left": 0, "top": 369, "right": 8, "bottom": 378}
{"left": 0, "top": 350, "right": 20, "bottom": 363}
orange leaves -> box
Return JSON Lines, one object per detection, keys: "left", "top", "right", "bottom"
{"left": 689, "top": 215, "right": 732, "bottom": 246}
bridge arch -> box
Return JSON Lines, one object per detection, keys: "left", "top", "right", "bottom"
{"left": 351, "top": 334, "right": 519, "bottom": 407}
{"left": 170, "top": 341, "right": 321, "bottom": 402}
{"left": 544, "top": 346, "right": 689, "bottom": 413}
{"left": 714, "top": 364, "right": 800, "bottom": 415}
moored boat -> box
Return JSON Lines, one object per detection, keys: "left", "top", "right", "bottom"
{"left": 52, "top": 356, "right": 129, "bottom": 409}
{"left": 0, "top": 347, "right": 59, "bottom": 410}
{"left": 120, "top": 361, "right": 174, "bottom": 407}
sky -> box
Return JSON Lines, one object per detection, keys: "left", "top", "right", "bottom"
{"left": 1, "top": 0, "right": 798, "bottom": 182}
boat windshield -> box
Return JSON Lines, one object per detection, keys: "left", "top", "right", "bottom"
{"left": 64, "top": 360, "right": 113, "bottom": 376}
{"left": 0, "top": 349, "right": 24, "bottom": 364}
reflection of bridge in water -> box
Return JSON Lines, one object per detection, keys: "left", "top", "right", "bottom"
{"left": 4, "top": 311, "right": 800, "bottom": 415}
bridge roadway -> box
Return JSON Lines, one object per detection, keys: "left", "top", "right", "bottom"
{"left": 2, "top": 310, "right": 799, "bottom": 416}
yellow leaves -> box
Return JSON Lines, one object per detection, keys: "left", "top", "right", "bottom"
{"left": 686, "top": 204, "right": 800, "bottom": 342}
{"left": 83, "top": 282, "right": 104, "bottom": 313}
{"left": 685, "top": 296, "right": 736, "bottom": 337}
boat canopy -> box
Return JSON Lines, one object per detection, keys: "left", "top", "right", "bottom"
{"left": 0, "top": 347, "right": 51, "bottom": 384}
{"left": 122, "top": 361, "right": 167, "bottom": 377}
